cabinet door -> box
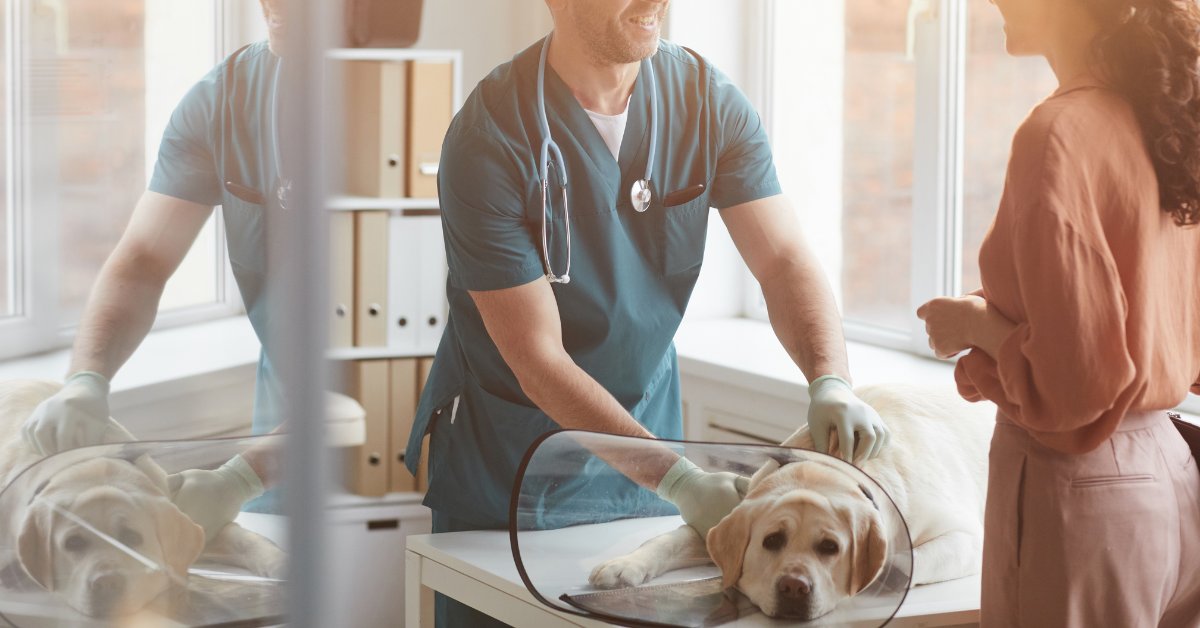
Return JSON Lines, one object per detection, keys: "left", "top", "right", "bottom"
{"left": 329, "top": 213, "right": 355, "bottom": 348}
{"left": 326, "top": 502, "right": 432, "bottom": 627}
{"left": 406, "top": 60, "right": 453, "bottom": 198}
{"left": 386, "top": 214, "right": 421, "bottom": 352}
{"left": 388, "top": 358, "right": 419, "bottom": 492}
{"left": 343, "top": 360, "right": 390, "bottom": 497}
{"left": 343, "top": 61, "right": 407, "bottom": 197}
{"left": 415, "top": 216, "right": 448, "bottom": 355}
{"left": 354, "top": 211, "right": 389, "bottom": 347}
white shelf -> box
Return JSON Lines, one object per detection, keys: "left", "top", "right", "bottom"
{"left": 327, "top": 346, "right": 436, "bottom": 361}
{"left": 328, "top": 196, "right": 440, "bottom": 211}
{"left": 326, "top": 48, "right": 461, "bottom": 62}
{"left": 327, "top": 47, "right": 465, "bottom": 113}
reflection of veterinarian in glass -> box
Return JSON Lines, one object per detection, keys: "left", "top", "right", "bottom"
{"left": 408, "top": 1, "right": 889, "bottom": 625}
{"left": 20, "top": 0, "right": 292, "bottom": 534}
{"left": 918, "top": 0, "right": 1200, "bottom": 625}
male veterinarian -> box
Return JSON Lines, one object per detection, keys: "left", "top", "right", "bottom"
{"left": 409, "top": 1, "right": 891, "bottom": 625}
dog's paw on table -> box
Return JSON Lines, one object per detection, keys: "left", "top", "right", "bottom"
{"left": 589, "top": 557, "right": 654, "bottom": 589}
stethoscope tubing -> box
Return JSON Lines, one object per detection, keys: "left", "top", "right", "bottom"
{"left": 536, "top": 32, "right": 658, "bottom": 284}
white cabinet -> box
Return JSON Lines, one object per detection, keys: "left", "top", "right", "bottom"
{"left": 680, "top": 373, "right": 806, "bottom": 445}
{"left": 326, "top": 493, "right": 433, "bottom": 627}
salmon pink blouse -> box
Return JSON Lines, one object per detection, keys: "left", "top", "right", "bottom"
{"left": 955, "top": 77, "right": 1200, "bottom": 454}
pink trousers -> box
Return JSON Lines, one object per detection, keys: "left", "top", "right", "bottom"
{"left": 982, "top": 411, "right": 1200, "bottom": 628}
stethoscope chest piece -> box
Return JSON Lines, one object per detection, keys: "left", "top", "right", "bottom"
{"left": 631, "top": 179, "right": 652, "bottom": 213}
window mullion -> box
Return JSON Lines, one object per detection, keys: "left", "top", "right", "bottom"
{"left": 908, "top": 0, "right": 965, "bottom": 356}
{"left": 8, "top": 0, "right": 59, "bottom": 358}
{"left": 944, "top": 0, "right": 966, "bottom": 298}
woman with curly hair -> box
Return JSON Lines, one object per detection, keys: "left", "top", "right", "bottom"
{"left": 917, "top": 0, "right": 1200, "bottom": 625}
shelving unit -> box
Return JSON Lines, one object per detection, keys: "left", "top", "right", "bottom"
{"left": 322, "top": 47, "right": 462, "bottom": 628}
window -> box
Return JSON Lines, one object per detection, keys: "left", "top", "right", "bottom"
{"left": 754, "top": 0, "right": 1055, "bottom": 352}
{"left": 1, "top": 0, "right": 244, "bottom": 359}
{"left": 961, "top": 3, "right": 1057, "bottom": 292}
{"left": 1, "top": 3, "right": 8, "bottom": 319}
{"left": 769, "top": 0, "right": 917, "bottom": 334}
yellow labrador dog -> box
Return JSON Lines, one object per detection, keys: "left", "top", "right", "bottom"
{"left": 0, "top": 380, "right": 284, "bottom": 618}
{"left": 590, "top": 384, "right": 993, "bottom": 620}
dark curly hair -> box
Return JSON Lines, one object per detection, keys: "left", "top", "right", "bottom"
{"left": 1088, "top": 0, "right": 1200, "bottom": 226}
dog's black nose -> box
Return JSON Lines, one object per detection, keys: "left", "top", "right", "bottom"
{"left": 777, "top": 574, "right": 812, "bottom": 598}
{"left": 90, "top": 573, "right": 126, "bottom": 600}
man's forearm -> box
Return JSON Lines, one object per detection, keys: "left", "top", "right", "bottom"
{"left": 516, "top": 356, "right": 677, "bottom": 490}
{"left": 69, "top": 254, "right": 168, "bottom": 379}
{"left": 761, "top": 254, "right": 850, "bottom": 383}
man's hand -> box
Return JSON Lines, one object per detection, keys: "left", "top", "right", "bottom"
{"left": 22, "top": 372, "right": 131, "bottom": 455}
{"left": 807, "top": 375, "right": 890, "bottom": 464}
{"left": 656, "top": 457, "right": 750, "bottom": 538}
{"left": 168, "top": 455, "right": 265, "bottom": 541}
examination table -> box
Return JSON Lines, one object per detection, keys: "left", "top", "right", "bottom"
{"left": 405, "top": 516, "right": 982, "bottom": 627}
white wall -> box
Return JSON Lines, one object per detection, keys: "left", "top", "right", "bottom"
{"left": 415, "top": 0, "right": 552, "bottom": 90}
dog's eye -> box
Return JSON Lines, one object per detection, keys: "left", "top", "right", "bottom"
{"left": 817, "top": 539, "right": 839, "bottom": 556}
{"left": 64, "top": 534, "right": 88, "bottom": 553}
{"left": 117, "top": 529, "right": 143, "bottom": 548}
{"left": 762, "top": 531, "right": 786, "bottom": 551}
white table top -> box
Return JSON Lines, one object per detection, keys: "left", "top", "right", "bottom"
{"left": 408, "top": 517, "right": 980, "bottom": 627}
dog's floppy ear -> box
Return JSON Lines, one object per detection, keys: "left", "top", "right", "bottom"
{"left": 706, "top": 499, "right": 768, "bottom": 590}
{"left": 131, "top": 454, "right": 171, "bottom": 497}
{"left": 849, "top": 507, "right": 888, "bottom": 595}
{"left": 17, "top": 502, "right": 55, "bottom": 590}
{"left": 150, "top": 498, "right": 205, "bottom": 579}
{"left": 779, "top": 424, "right": 812, "bottom": 449}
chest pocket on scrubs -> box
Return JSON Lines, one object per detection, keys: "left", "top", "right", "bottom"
{"left": 660, "top": 191, "right": 711, "bottom": 276}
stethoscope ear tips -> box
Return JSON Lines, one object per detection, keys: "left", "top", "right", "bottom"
{"left": 559, "top": 275, "right": 571, "bottom": 284}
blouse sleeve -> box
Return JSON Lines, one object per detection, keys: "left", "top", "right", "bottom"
{"left": 959, "top": 120, "right": 1141, "bottom": 436}
{"left": 983, "top": 205, "right": 1137, "bottom": 434}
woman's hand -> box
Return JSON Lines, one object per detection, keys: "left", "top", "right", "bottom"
{"left": 916, "top": 295, "right": 989, "bottom": 359}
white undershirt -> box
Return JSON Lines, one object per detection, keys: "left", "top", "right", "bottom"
{"left": 584, "top": 97, "right": 631, "bottom": 162}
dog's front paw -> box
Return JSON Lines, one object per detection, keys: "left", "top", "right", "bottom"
{"left": 589, "top": 556, "right": 654, "bottom": 589}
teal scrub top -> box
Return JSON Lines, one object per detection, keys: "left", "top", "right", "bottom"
{"left": 407, "top": 39, "right": 781, "bottom": 528}
{"left": 148, "top": 41, "right": 285, "bottom": 438}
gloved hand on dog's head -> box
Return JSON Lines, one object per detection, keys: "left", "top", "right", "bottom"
{"left": 168, "top": 455, "right": 265, "bottom": 542}
{"left": 22, "top": 371, "right": 133, "bottom": 456}
{"left": 656, "top": 457, "right": 750, "bottom": 539}
{"left": 807, "top": 375, "right": 891, "bottom": 464}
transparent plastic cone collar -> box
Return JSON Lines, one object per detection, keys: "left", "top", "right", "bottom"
{"left": 511, "top": 430, "right": 913, "bottom": 628}
{"left": 0, "top": 435, "right": 286, "bottom": 627}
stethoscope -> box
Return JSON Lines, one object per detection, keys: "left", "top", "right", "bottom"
{"left": 536, "top": 32, "right": 658, "bottom": 285}
{"left": 268, "top": 60, "right": 292, "bottom": 210}
{"left": 220, "top": 44, "right": 292, "bottom": 210}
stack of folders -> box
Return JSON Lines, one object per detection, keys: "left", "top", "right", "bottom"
{"left": 331, "top": 56, "right": 454, "bottom": 496}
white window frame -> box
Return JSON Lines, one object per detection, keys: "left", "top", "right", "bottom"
{"left": 0, "top": 0, "right": 247, "bottom": 362}
{"left": 740, "top": 0, "right": 967, "bottom": 358}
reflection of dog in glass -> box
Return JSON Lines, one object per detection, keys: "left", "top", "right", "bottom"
{"left": 0, "top": 380, "right": 284, "bottom": 618}
{"left": 590, "top": 385, "right": 993, "bottom": 621}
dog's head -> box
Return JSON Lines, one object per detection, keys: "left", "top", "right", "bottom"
{"left": 706, "top": 458, "right": 888, "bottom": 620}
{"left": 17, "top": 456, "right": 204, "bottom": 618}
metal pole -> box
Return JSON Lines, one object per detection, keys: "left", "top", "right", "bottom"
{"left": 272, "top": 1, "right": 336, "bottom": 626}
